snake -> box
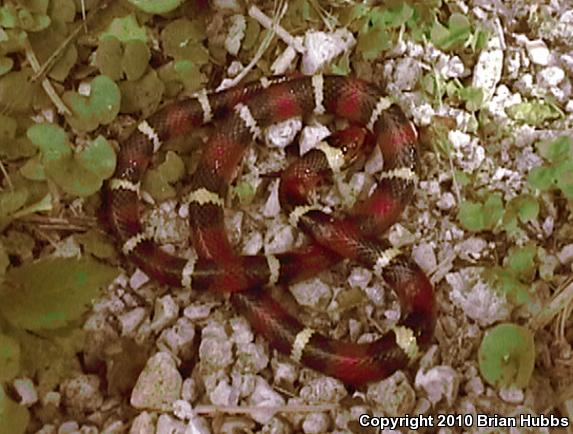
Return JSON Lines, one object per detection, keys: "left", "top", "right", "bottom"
{"left": 102, "top": 74, "right": 435, "bottom": 386}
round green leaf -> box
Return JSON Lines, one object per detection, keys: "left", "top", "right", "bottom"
{"left": 0, "top": 385, "right": 29, "bottom": 434}
{"left": 101, "top": 14, "right": 147, "bottom": 43}
{"left": 528, "top": 166, "right": 555, "bottom": 191}
{"left": 0, "top": 257, "right": 118, "bottom": 330}
{"left": 127, "top": 0, "right": 185, "bottom": 14}
{"left": 0, "top": 333, "right": 20, "bottom": 382}
{"left": 478, "top": 323, "right": 535, "bottom": 388}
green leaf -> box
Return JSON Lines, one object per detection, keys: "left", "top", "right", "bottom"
{"left": 76, "top": 230, "right": 116, "bottom": 259}
{"left": 122, "top": 40, "right": 150, "bottom": 81}
{"left": 528, "top": 166, "right": 555, "bottom": 191}
{"left": 0, "top": 189, "right": 28, "bottom": 217}
{"left": 126, "top": 0, "right": 185, "bottom": 14}
{"left": 0, "top": 333, "right": 20, "bottom": 382}
{"left": 0, "top": 385, "right": 29, "bottom": 434}
{"left": 506, "top": 100, "right": 563, "bottom": 126}
{"left": 142, "top": 151, "right": 185, "bottom": 201}
{"left": 63, "top": 75, "right": 121, "bottom": 132}
{"left": 457, "top": 193, "right": 503, "bottom": 232}
{"left": 119, "top": 69, "right": 164, "bottom": 116}
{"left": 161, "top": 18, "right": 208, "bottom": 62}
{"left": 357, "top": 26, "right": 391, "bottom": 60}
{"left": 28, "top": 124, "right": 116, "bottom": 197}
{"left": 457, "top": 200, "right": 484, "bottom": 231}
{"left": 0, "top": 257, "right": 118, "bottom": 330}
{"left": 431, "top": 13, "right": 472, "bottom": 50}
{"left": 0, "top": 70, "right": 37, "bottom": 114}
{"left": 478, "top": 323, "right": 535, "bottom": 388}
{"left": 515, "top": 195, "right": 539, "bottom": 223}
{"left": 173, "top": 60, "right": 207, "bottom": 93}
{"left": 234, "top": 181, "right": 255, "bottom": 204}
{"left": 539, "top": 135, "right": 573, "bottom": 163}
{"left": 95, "top": 37, "right": 123, "bottom": 80}
{"left": 101, "top": 14, "right": 147, "bottom": 43}
{"left": 483, "top": 193, "right": 504, "bottom": 228}
{"left": 555, "top": 161, "right": 573, "bottom": 200}
{"left": 505, "top": 244, "right": 536, "bottom": 278}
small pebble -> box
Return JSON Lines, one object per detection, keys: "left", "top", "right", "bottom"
{"left": 525, "top": 38, "right": 550, "bottom": 65}
{"left": 415, "top": 365, "right": 459, "bottom": 407}
{"left": 130, "top": 352, "right": 182, "bottom": 411}
{"left": 129, "top": 412, "right": 155, "bottom": 434}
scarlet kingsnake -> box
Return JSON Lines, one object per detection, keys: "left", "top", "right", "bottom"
{"left": 103, "top": 74, "right": 435, "bottom": 386}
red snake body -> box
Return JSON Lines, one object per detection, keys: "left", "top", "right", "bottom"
{"left": 103, "top": 74, "right": 435, "bottom": 386}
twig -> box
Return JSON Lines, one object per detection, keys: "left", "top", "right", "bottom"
{"left": 530, "top": 279, "right": 573, "bottom": 331}
{"left": 218, "top": 1, "right": 288, "bottom": 91}
{"left": 193, "top": 403, "right": 337, "bottom": 415}
{"left": 23, "top": 37, "right": 71, "bottom": 115}
{"left": 31, "top": 0, "right": 109, "bottom": 82}
{"left": 249, "top": 4, "right": 305, "bottom": 54}
{"left": 0, "top": 159, "right": 13, "bottom": 191}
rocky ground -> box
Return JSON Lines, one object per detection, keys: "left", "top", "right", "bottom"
{"left": 2, "top": 0, "right": 573, "bottom": 433}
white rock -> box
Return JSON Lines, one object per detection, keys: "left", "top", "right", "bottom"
{"left": 393, "top": 58, "right": 422, "bottom": 90}
{"left": 12, "top": 378, "right": 37, "bottom": 406}
{"left": 242, "top": 231, "right": 263, "bottom": 255}
{"left": 209, "top": 379, "right": 238, "bottom": 406}
{"left": 300, "top": 377, "right": 347, "bottom": 404}
{"left": 235, "top": 342, "right": 269, "bottom": 373}
{"left": 436, "top": 192, "right": 456, "bottom": 210}
{"left": 347, "top": 267, "right": 372, "bottom": 289}
{"left": 557, "top": 244, "right": 573, "bottom": 264}
{"left": 264, "top": 224, "right": 295, "bottom": 254}
{"left": 364, "top": 145, "right": 383, "bottom": 174}
{"left": 499, "top": 387, "right": 524, "bottom": 404}
{"left": 181, "top": 378, "right": 198, "bottom": 403}
{"left": 58, "top": 421, "right": 79, "bottom": 434}
{"left": 130, "top": 352, "right": 182, "bottom": 411}
{"left": 472, "top": 33, "right": 503, "bottom": 100}
{"left": 61, "top": 374, "right": 103, "bottom": 414}
{"left": 525, "top": 39, "right": 551, "bottom": 65}
{"left": 156, "top": 414, "right": 186, "bottom": 434}
{"left": 230, "top": 317, "right": 254, "bottom": 344}
{"left": 289, "top": 277, "right": 332, "bottom": 308}
{"left": 247, "top": 377, "right": 286, "bottom": 424}
{"left": 538, "top": 66, "right": 565, "bottom": 87}
{"left": 183, "top": 302, "right": 215, "bottom": 321}
{"left": 42, "top": 391, "right": 61, "bottom": 407}
{"left": 212, "top": 0, "right": 241, "bottom": 12}
{"left": 388, "top": 223, "right": 416, "bottom": 246}
{"left": 36, "top": 425, "right": 56, "bottom": 434}
{"left": 446, "top": 270, "right": 510, "bottom": 326}
{"left": 199, "top": 336, "right": 234, "bottom": 369}
{"left": 271, "top": 46, "right": 298, "bottom": 75}
{"left": 224, "top": 15, "right": 245, "bottom": 56}
{"left": 265, "top": 118, "right": 302, "bottom": 149}
{"left": 415, "top": 365, "right": 459, "bottom": 406}
{"left": 119, "top": 307, "right": 147, "bottom": 336}
{"left": 272, "top": 360, "right": 298, "bottom": 385}
{"left": 299, "top": 124, "right": 331, "bottom": 156}
{"left": 412, "top": 242, "right": 437, "bottom": 273}
{"left": 411, "top": 103, "right": 435, "bottom": 126}
{"left": 455, "top": 237, "right": 488, "bottom": 262}
{"left": 262, "top": 179, "right": 281, "bottom": 218}
{"left": 302, "top": 412, "right": 331, "bottom": 434}
{"left": 129, "top": 269, "right": 150, "bottom": 290}
{"left": 129, "top": 412, "right": 154, "bottom": 434}
{"left": 367, "top": 371, "right": 415, "bottom": 416}
{"left": 150, "top": 295, "right": 179, "bottom": 332}
{"left": 158, "top": 317, "right": 195, "bottom": 356}
{"left": 301, "top": 29, "right": 355, "bottom": 75}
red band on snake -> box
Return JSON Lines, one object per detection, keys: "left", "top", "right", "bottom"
{"left": 103, "top": 74, "right": 435, "bottom": 386}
